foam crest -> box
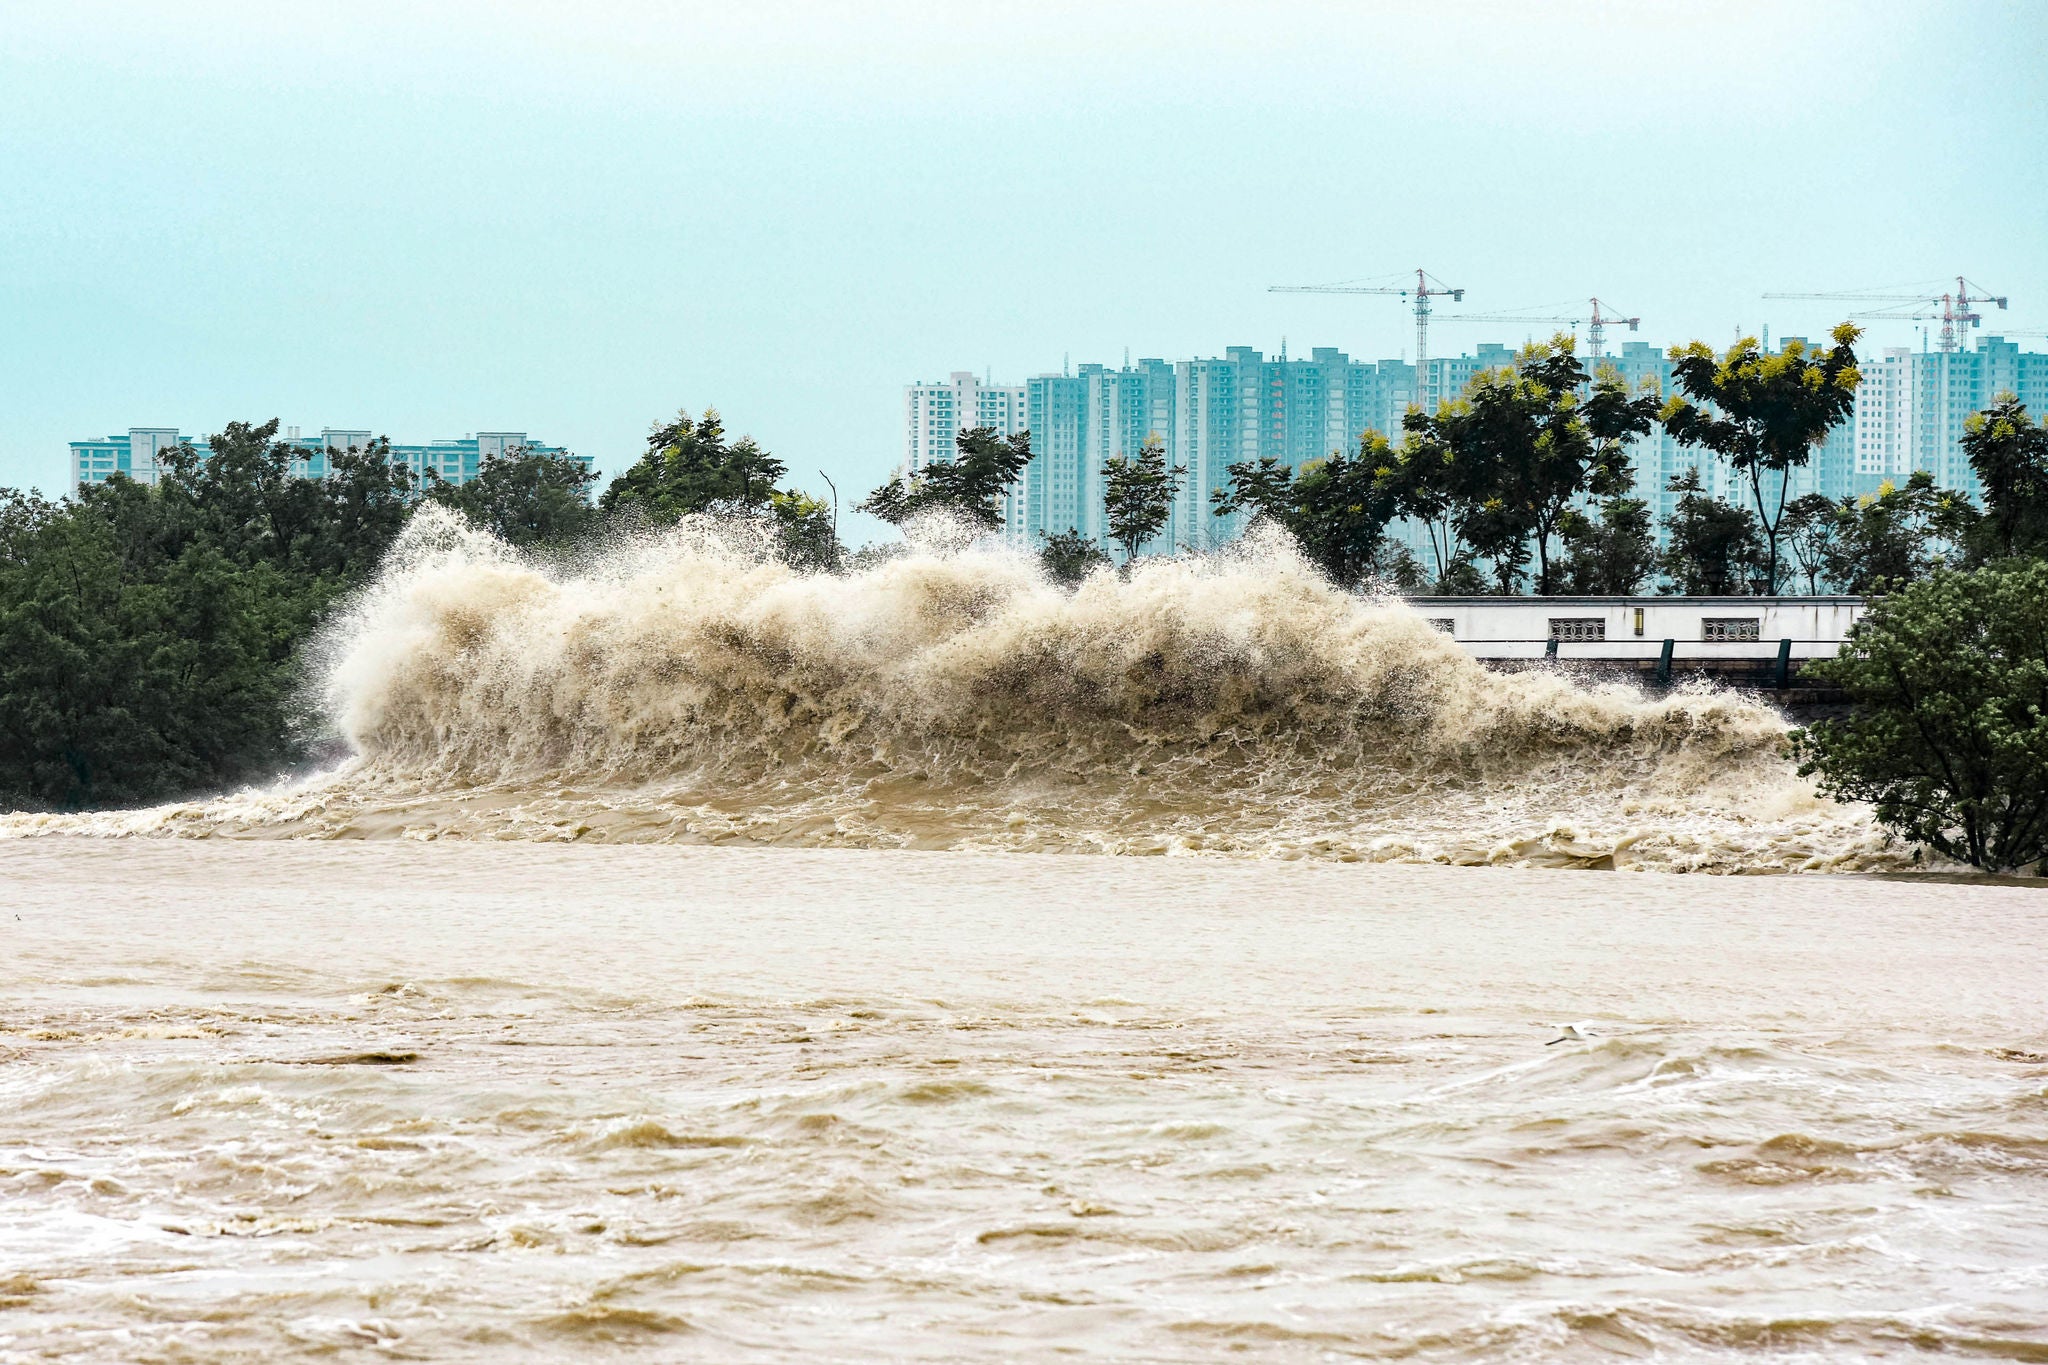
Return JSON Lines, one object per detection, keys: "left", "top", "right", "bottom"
{"left": 3, "top": 509, "right": 1911, "bottom": 871}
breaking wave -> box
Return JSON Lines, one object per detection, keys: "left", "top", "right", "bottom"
{"left": 1, "top": 508, "right": 1910, "bottom": 871}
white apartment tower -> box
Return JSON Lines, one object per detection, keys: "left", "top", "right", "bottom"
{"left": 902, "top": 371, "right": 1028, "bottom": 477}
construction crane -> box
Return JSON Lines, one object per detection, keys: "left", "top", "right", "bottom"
{"left": 1763, "top": 276, "right": 2008, "bottom": 353}
{"left": 1439, "top": 297, "right": 1642, "bottom": 359}
{"left": 1269, "top": 268, "right": 1465, "bottom": 410}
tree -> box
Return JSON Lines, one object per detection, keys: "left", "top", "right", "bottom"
{"left": 1659, "top": 468, "right": 1763, "bottom": 594}
{"left": 1818, "top": 471, "right": 1966, "bottom": 594}
{"left": 1428, "top": 338, "right": 1659, "bottom": 593}
{"left": 1377, "top": 426, "right": 1492, "bottom": 593}
{"left": 768, "top": 489, "right": 841, "bottom": 572}
{"left": 1386, "top": 338, "right": 1657, "bottom": 595}
{"left": 600, "top": 407, "right": 785, "bottom": 521}
{"left": 1370, "top": 541, "right": 1427, "bottom": 591}
{"left": 428, "top": 448, "right": 599, "bottom": 549}
{"left": 1470, "top": 503, "right": 1532, "bottom": 595}
{"left": 1287, "top": 433, "right": 1403, "bottom": 589}
{"left": 1661, "top": 324, "right": 1863, "bottom": 592}
{"left": 1039, "top": 528, "right": 1111, "bottom": 587}
{"left": 1957, "top": 393, "right": 2048, "bottom": 562}
{"left": 0, "top": 470, "right": 334, "bottom": 810}
{"left": 0, "top": 418, "right": 560, "bottom": 811}
{"left": 1209, "top": 455, "right": 1294, "bottom": 528}
{"left": 1209, "top": 435, "right": 1402, "bottom": 588}
{"left": 1781, "top": 492, "right": 1844, "bottom": 595}
{"left": 859, "top": 426, "right": 1031, "bottom": 532}
{"left": 1558, "top": 495, "right": 1656, "bottom": 594}
{"left": 1101, "top": 435, "right": 1180, "bottom": 561}
{"left": 1792, "top": 562, "right": 2048, "bottom": 874}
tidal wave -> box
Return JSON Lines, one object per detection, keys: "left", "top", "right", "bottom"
{"left": 1, "top": 509, "right": 1909, "bottom": 871}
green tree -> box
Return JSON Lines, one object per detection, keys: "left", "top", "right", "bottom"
{"left": 768, "top": 489, "right": 842, "bottom": 572}
{"left": 1558, "top": 494, "right": 1656, "bottom": 594}
{"left": 1792, "top": 562, "right": 2048, "bottom": 874}
{"left": 1659, "top": 468, "right": 1763, "bottom": 594}
{"left": 1371, "top": 541, "right": 1427, "bottom": 591}
{"left": 1376, "top": 427, "right": 1491, "bottom": 593}
{"left": 1287, "top": 434, "right": 1403, "bottom": 589}
{"left": 0, "top": 418, "right": 560, "bottom": 811}
{"left": 1211, "top": 435, "right": 1402, "bottom": 588}
{"left": 1957, "top": 393, "right": 2048, "bottom": 562}
{"left": 1101, "top": 435, "right": 1180, "bottom": 560}
{"left": 428, "top": 447, "right": 599, "bottom": 549}
{"left": 1209, "top": 454, "right": 1294, "bottom": 528}
{"left": 859, "top": 426, "right": 1031, "bottom": 532}
{"left": 600, "top": 408, "right": 786, "bottom": 521}
{"left": 1818, "top": 470, "right": 1966, "bottom": 594}
{"left": 1424, "top": 338, "right": 1659, "bottom": 593}
{"left": 1661, "top": 324, "right": 1863, "bottom": 592}
{"left": 1781, "top": 492, "right": 1844, "bottom": 595}
{"left": 1038, "top": 528, "right": 1111, "bottom": 587}
{"left": 0, "top": 488, "right": 324, "bottom": 810}
{"left": 1470, "top": 502, "right": 1532, "bottom": 595}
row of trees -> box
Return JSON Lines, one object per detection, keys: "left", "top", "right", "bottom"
{"left": 0, "top": 409, "right": 845, "bottom": 811}
{"left": 860, "top": 329, "right": 1870, "bottom": 595}
{"left": 867, "top": 327, "right": 2048, "bottom": 604}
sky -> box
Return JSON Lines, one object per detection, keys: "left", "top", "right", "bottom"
{"left": 4, "top": 0, "right": 2045, "bottom": 542}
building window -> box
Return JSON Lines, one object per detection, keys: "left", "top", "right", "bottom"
{"left": 1549, "top": 618, "right": 1606, "bottom": 642}
{"left": 1702, "top": 617, "right": 1761, "bottom": 642}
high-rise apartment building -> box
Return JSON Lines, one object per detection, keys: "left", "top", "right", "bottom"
{"left": 69, "top": 427, "right": 584, "bottom": 495}
{"left": 1841, "top": 338, "right": 2048, "bottom": 498}
{"left": 902, "top": 373, "right": 1029, "bottom": 474}
{"left": 916, "top": 334, "right": 2048, "bottom": 562}
{"left": 1017, "top": 347, "right": 1420, "bottom": 554}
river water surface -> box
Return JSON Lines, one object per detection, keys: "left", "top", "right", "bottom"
{"left": 2, "top": 841, "right": 2044, "bottom": 1362}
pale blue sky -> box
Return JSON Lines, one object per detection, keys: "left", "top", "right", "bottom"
{"left": 5, "top": 1, "right": 2044, "bottom": 541}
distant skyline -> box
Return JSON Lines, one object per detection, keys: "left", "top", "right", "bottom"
{"left": 6, "top": 1, "right": 2046, "bottom": 543}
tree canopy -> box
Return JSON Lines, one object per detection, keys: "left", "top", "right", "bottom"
{"left": 1958, "top": 394, "right": 2048, "bottom": 563}
{"left": 1658, "top": 467, "right": 1763, "bottom": 594}
{"left": 859, "top": 426, "right": 1031, "bottom": 532}
{"left": 600, "top": 408, "right": 786, "bottom": 521}
{"left": 1101, "top": 436, "right": 1179, "bottom": 560}
{"left": 1407, "top": 337, "right": 1658, "bottom": 594}
{"left": 0, "top": 421, "right": 428, "bottom": 810}
{"left": 1038, "top": 528, "right": 1111, "bottom": 587}
{"left": 1212, "top": 433, "right": 1404, "bottom": 589}
{"left": 1794, "top": 561, "right": 2048, "bottom": 874}
{"left": 1662, "top": 324, "right": 1862, "bottom": 592}
{"left": 427, "top": 447, "right": 600, "bottom": 549}
{"left": 1558, "top": 494, "right": 1656, "bottom": 595}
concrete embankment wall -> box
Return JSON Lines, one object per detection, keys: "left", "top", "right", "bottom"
{"left": 1405, "top": 595, "right": 1867, "bottom": 709}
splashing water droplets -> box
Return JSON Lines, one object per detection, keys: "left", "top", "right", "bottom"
{"left": 5, "top": 510, "right": 1904, "bottom": 869}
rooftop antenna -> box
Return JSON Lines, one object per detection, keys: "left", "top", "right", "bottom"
{"left": 1124, "top": 346, "right": 1130, "bottom": 369}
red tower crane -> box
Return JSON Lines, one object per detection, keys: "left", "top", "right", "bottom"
{"left": 1268, "top": 268, "right": 1466, "bottom": 410}
{"left": 1763, "top": 276, "right": 2008, "bottom": 353}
